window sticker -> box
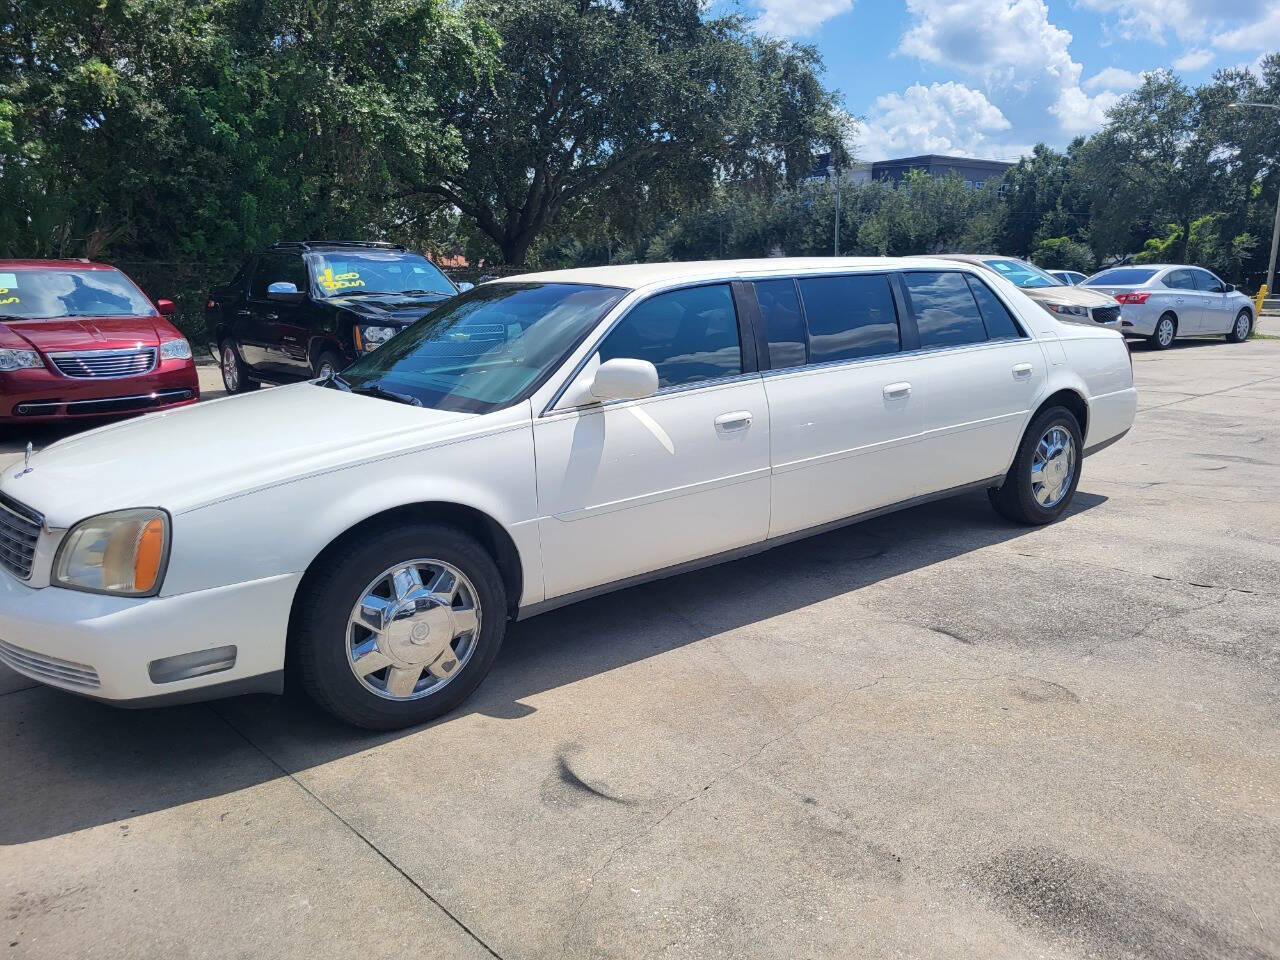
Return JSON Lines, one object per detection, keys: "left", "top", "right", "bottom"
{"left": 318, "top": 266, "right": 365, "bottom": 292}
{"left": 0, "top": 273, "right": 18, "bottom": 305}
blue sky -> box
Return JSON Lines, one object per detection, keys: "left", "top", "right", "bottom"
{"left": 734, "top": 0, "right": 1279, "bottom": 161}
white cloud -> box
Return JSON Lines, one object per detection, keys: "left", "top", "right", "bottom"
{"left": 1083, "top": 67, "right": 1143, "bottom": 92}
{"left": 854, "top": 82, "right": 1028, "bottom": 161}
{"left": 753, "top": 0, "right": 854, "bottom": 36}
{"left": 897, "top": 0, "right": 1120, "bottom": 139}
{"left": 1212, "top": 6, "right": 1280, "bottom": 51}
{"left": 1172, "top": 48, "right": 1214, "bottom": 70}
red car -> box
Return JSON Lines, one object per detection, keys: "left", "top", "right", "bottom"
{"left": 0, "top": 260, "right": 199, "bottom": 424}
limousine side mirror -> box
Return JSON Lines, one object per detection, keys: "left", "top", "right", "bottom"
{"left": 267, "top": 281, "right": 306, "bottom": 302}
{"left": 456, "top": 281, "right": 475, "bottom": 293}
{"left": 589, "top": 358, "right": 659, "bottom": 402}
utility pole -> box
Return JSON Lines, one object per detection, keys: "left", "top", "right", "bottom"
{"left": 1230, "top": 102, "right": 1280, "bottom": 293}
{"left": 832, "top": 154, "right": 841, "bottom": 257}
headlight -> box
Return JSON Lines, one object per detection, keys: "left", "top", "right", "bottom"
{"left": 159, "top": 338, "right": 192, "bottom": 360}
{"left": 357, "top": 324, "right": 397, "bottom": 352}
{"left": 53, "top": 508, "right": 170, "bottom": 596}
{"left": 0, "top": 348, "right": 43, "bottom": 371}
{"left": 1044, "top": 302, "right": 1089, "bottom": 317}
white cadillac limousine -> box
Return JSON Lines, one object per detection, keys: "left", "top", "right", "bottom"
{"left": 0, "top": 258, "right": 1136, "bottom": 728}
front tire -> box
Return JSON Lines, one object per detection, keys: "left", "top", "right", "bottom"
{"left": 1226, "top": 309, "right": 1252, "bottom": 343}
{"left": 313, "top": 349, "right": 342, "bottom": 379}
{"left": 988, "top": 406, "right": 1083, "bottom": 526}
{"left": 292, "top": 523, "right": 507, "bottom": 730}
{"left": 1149, "top": 313, "right": 1176, "bottom": 350}
{"left": 220, "top": 341, "right": 259, "bottom": 393}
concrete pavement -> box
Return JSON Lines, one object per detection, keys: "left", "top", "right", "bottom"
{"left": 2, "top": 339, "right": 1278, "bottom": 959}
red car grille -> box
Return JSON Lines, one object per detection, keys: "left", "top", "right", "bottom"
{"left": 49, "top": 348, "right": 156, "bottom": 379}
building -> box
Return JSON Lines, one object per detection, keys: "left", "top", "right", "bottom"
{"left": 805, "top": 153, "right": 1014, "bottom": 189}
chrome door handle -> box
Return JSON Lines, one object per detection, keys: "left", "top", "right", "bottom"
{"left": 714, "top": 411, "right": 753, "bottom": 431}
{"left": 1012, "top": 363, "right": 1033, "bottom": 380}
{"left": 882, "top": 382, "right": 911, "bottom": 399}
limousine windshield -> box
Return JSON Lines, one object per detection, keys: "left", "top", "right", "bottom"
{"left": 332, "top": 281, "right": 625, "bottom": 412}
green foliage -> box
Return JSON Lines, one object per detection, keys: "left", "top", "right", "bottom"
{"left": 1031, "top": 237, "right": 1095, "bottom": 273}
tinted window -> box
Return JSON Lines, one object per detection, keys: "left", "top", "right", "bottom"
{"left": 598, "top": 284, "right": 741, "bottom": 388}
{"left": 754, "top": 279, "right": 807, "bottom": 369}
{"left": 1163, "top": 269, "right": 1196, "bottom": 290}
{"left": 965, "top": 275, "right": 1023, "bottom": 339}
{"left": 796, "top": 274, "right": 899, "bottom": 363}
{"left": 904, "top": 272, "right": 989, "bottom": 348}
{"left": 1083, "top": 268, "right": 1157, "bottom": 286}
{"left": 309, "top": 250, "right": 454, "bottom": 297}
{"left": 1191, "top": 269, "right": 1224, "bottom": 292}
{"left": 252, "top": 254, "right": 308, "bottom": 297}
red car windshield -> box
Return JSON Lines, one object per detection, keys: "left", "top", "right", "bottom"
{"left": 0, "top": 267, "right": 156, "bottom": 320}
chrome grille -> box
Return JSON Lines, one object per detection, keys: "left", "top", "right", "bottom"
{"left": 49, "top": 348, "right": 156, "bottom": 379}
{"left": 0, "top": 494, "right": 40, "bottom": 580}
{"left": 1092, "top": 306, "right": 1121, "bottom": 325}
{"left": 0, "top": 639, "right": 100, "bottom": 690}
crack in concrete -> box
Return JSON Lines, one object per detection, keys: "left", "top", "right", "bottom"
{"left": 1010, "top": 551, "right": 1274, "bottom": 597}
{"left": 209, "top": 705, "right": 505, "bottom": 960}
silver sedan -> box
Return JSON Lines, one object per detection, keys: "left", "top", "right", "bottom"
{"left": 1082, "top": 264, "right": 1255, "bottom": 349}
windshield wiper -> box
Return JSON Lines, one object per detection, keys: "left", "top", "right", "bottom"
{"left": 350, "top": 382, "right": 422, "bottom": 406}
{"left": 399, "top": 289, "right": 449, "bottom": 296}
{"left": 318, "top": 370, "right": 351, "bottom": 391}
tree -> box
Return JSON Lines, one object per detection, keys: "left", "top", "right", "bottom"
{"left": 416, "top": 0, "right": 845, "bottom": 265}
{"left": 1031, "top": 237, "right": 1094, "bottom": 273}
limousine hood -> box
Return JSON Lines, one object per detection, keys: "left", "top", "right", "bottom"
{"left": 2, "top": 383, "right": 480, "bottom": 526}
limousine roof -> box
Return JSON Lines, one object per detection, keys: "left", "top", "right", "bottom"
{"left": 508, "top": 256, "right": 973, "bottom": 290}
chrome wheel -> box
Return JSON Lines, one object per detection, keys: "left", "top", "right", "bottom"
{"left": 317, "top": 360, "right": 335, "bottom": 379}
{"left": 221, "top": 345, "right": 240, "bottom": 392}
{"left": 1030, "top": 425, "right": 1076, "bottom": 508}
{"left": 1156, "top": 317, "right": 1175, "bottom": 348}
{"left": 1234, "top": 314, "right": 1250, "bottom": 340}
{"left": 346, "top": 559, "right": 481, "bottom": 701}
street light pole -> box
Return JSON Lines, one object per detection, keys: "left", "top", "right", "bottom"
{"left": 1230, "top": 101, "right": 1280, "bottom": 293}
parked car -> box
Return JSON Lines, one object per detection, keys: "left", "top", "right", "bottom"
{"left": 1081, "top": 264, "right": 1254, "bottom": 349}
{"left": 929, "top": 255, "right": 1123, "bottom": 331}
{"left": 0, "top": 257, "right": 1136, "bottom": 729}
{"left": 0, "top": 259, "right": 198, "bottom": 426}
{"left": 206, "top": 241, "right": 467, "bottom": 393}
{"left": 1050, "top": 270, "right": 1089, "bottom": 285}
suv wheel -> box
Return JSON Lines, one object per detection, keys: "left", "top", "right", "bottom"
{"left": 988, "top": 406, "right": 1083, "bottom": 525}
{"left": 220, "top": 342, "right": 259, "bottom": 394}
{"left": 313, "top": 349, "right": 342, "bottom": 380}
{"left": 292, "top": 523, "right": 507, "bottom": 729}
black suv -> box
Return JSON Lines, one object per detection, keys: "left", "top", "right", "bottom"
{"left": 206, "top": 241, "right": 467, "bottom": 393}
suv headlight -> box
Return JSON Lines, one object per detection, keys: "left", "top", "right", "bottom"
{"left": 357, "top": 324, "right": 397, "bottom": 352}
{"left": 159, "top": 338, "right": 192, "bottom": 360}
{"left": 0, "top": 348, "right": 43, "bottom": 371}
{"left": 1044, "top": 302, "right": 1089, "bottom": 317}
{"left": 53, "top": 508, "right": 170, "bottom": 596}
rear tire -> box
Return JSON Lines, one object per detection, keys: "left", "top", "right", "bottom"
{"left": 1149, "top": 313, "right": 1176, "bottom": 350}
{"left": 988, "top": 406, "right": 1083, "bottom": 526}
{"left": 1226, "top": 309, "right": 1251, "bottom": 343}
{"left": 220, "top": 341, "right": 259, "bottom": 393}
{"left": 292, "top": 523, "right": 507, "bottom": 730}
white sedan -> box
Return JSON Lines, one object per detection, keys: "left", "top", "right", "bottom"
{"left": 0, "top": 258, "right": 1137, "bottom": 729}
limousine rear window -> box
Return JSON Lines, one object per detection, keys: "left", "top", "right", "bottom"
{"left": 335, "top": 282, "right": 624, "bottom": 413}
{"left": 797, "top": 274, "right": 900, "bottom": 363}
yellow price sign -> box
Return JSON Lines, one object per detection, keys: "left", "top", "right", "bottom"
{"left": 318, "top": 267, "right": 365, "bottom": 292}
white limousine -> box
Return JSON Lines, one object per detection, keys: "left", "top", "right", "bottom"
{"left": 0, "top": 258, "right": 1137, "bottom": 728}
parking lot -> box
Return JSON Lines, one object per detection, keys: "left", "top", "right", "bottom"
{"left": 2, "top": 339, "right": 1278, "bottom": 959}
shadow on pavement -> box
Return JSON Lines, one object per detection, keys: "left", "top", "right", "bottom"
{"left": 0, "top": 489, "right": 1106, "bottom": 845}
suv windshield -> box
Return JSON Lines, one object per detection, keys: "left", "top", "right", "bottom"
{"left": 981, "top": 258, "right": 1063, "bottom": 289}
{"left": 0, "top": 267, "right": 156, "bottom": 319}
{"left": 1083, "top": 267, "right": 1158, "bottom": 286}
{"left": 333, "top": 282, "right": 625, "bottom": 413}
{"left": 309, "top": 250, "right": 456, "bottom": 297}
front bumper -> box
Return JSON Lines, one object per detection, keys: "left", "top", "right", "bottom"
{"left": 0, "top": 569, "right": 300, "bottom": 704}
{"left": 0, "top": 359, "right": 200, "bottom": 422}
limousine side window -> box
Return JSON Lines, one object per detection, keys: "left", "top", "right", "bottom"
{"left": 598, "top": 283, "right": 742, "bottom": 389}
{"left": 796, "top": 274, "right": 900, "bottom": 363}
{"left": 964, "top": 275, "right": 1024, "bottom": 339}
{"left": 754, "top": 278, "right": 807, "bottom": 369}
{"left": 902, "top": 271, "right": 987, "bottom": 348}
